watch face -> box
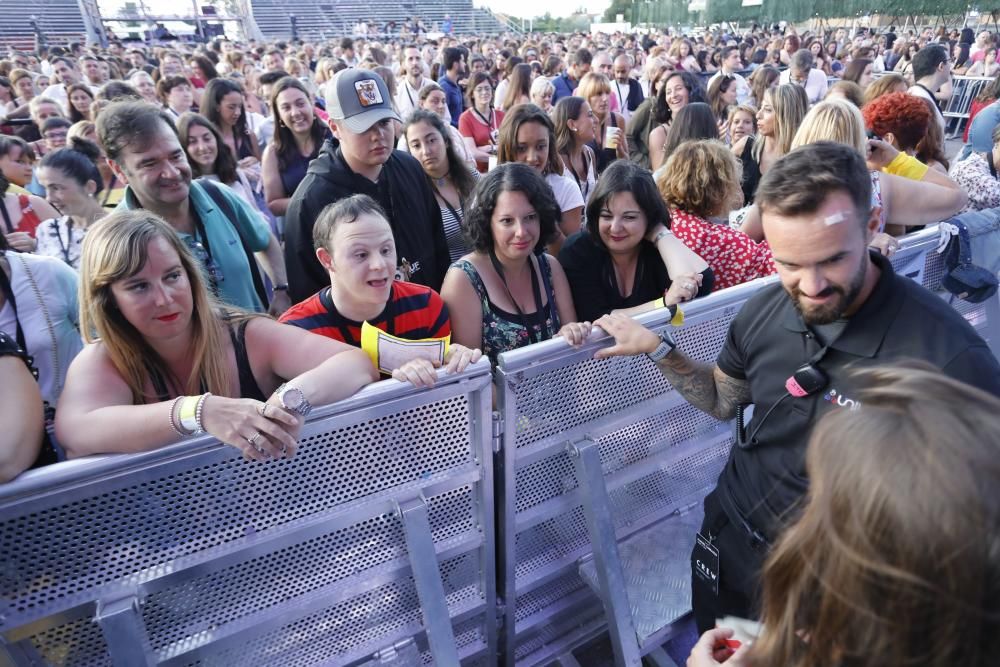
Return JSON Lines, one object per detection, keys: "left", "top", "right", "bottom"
{"left": 282, "top": 387, "right": 304, "bottom": 410}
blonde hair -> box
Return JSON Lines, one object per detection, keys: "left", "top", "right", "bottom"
{"left": 67, "top": 120, "right": 96, "bottom": 143}
{"left": 657, "top": 139, "right": 743, "bottom": 217}
{"left": 862, "top": 72, "right": 907, "bottom": 106}
{"left": 753, "top": 84, "right": 808, "bottom": 163}
{"left": 727, "top": 104, "right": 757, "bottom": 134}
{"left": 576, "top": 72, "right": 612, "bottom": 105}
{"left": 791, "top": 99, "right": 867, "bottom": 154}
{"left": 79, "top": 210, "right": 234, "bottom": 403}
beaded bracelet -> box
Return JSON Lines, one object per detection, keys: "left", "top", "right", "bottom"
{"left": 168, "top": 396, "right": 187, "bottom": 436}
{"left": 194, "top": 393, "right": 212, "bottom": 434}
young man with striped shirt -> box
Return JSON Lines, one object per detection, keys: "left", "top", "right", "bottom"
{"left": 279, "top": 194, "right": 481, "bottom": 386}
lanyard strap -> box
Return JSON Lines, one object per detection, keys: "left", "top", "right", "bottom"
{"left": 53, "top": 217, "right": 74, "bottom": 265}
{"left": 488, "top": 249, "right": 547, "bottom": 345}
{"left": 0, "top": 256, "right": 27, "bottom": 354}
{"left": 472, "top": 107, "right": 496, "bottom": 143}
{"left": 430, "top": 178, "right": 463, "bottom": 223}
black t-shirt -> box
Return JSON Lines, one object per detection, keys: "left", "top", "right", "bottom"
{"left": 715, "top": 251, "right": 1000, "bottom": 537}
{"left": 558, "top": 230, "right": 669, "bottom": 322}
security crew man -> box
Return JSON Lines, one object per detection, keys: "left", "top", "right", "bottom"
{"left": 594, "top": 142, "right": 1000, "bottom": 632}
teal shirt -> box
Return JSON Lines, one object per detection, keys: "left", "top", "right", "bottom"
{"left": 117, "top": 181, "right": 272, "bottom": 311}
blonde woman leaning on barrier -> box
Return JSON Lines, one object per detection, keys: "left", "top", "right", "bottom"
{"left": 56, "top": 210, "right": 378, "bottom": 461}
{"left": 738, "top": 100, "right": 968, "bottom": 250}
{"left": 687, "top": 365, "right": 1000, "bottom": 667}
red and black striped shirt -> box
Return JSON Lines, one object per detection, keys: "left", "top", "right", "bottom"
{"left": 278, "top": 280, "right": 451, "bottom": 346}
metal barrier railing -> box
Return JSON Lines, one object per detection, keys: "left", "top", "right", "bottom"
{"left": 0, "top": 360, "right": 497, "bottom": 667}
{"left": 1, "top": 227, "right": 996, "bottom": 667}
{"left": 494, "top": 224, "right": 1000, "bottom": 666}
{"left": 943, "top": 75, "right": 994, "bottom": 139}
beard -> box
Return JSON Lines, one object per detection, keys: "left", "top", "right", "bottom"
{"left": 788, "top": 254, "right": 868, "bottom": 325}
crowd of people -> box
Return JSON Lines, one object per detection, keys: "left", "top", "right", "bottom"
{"left": 0, "top": 20, "right": 998, "bottom": 667}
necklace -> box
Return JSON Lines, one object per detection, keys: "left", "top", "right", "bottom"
{"left": 435, "top": 172, "right": 450, "bottom": 188}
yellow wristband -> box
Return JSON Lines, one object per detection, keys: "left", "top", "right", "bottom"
{"left": 884, "top": 152, "right": 929, "bottom": 180}
{"left": 178, "top": 395, "right": 201, "bottom": 434}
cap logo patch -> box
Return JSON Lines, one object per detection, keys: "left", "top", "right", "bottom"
{"left": 355, "top": 79, "right": 383, "bottom": 107}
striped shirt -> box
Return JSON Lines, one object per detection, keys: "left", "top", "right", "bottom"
{"left": 278, "top": 280, "right": 451, "bottom": 346}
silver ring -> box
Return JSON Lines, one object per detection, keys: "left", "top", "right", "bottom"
{"left": 683, "top": 282, "right": 694, "bottom": 290}
{"left": 247, "top": 431, "right": 263, "bottom": 450}
{"left": 257, "top": 403, "right": 268, "bottom": 417}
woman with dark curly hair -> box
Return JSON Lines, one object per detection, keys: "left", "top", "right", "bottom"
{"left": 440, "top": 163, "right": 592, "bottom": 365}
{"left": 558, "top": 160, "right": 711, "bottom": 322}
{"left": 647, "top": 71, "right": 707, "bottom": 171}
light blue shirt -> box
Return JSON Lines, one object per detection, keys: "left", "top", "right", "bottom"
{"left": 116, "top": 180, "right": 272, "bottom": 311}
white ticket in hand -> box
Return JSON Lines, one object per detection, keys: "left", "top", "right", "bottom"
{"left": 360, "top": 321, "right": 449, "bottom": 375}
{"left": 717, "top": 615, "right": 762, "bottom": 645}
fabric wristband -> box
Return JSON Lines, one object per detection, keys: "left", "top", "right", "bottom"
{"left": 884, "top": 152, "right": 929, "bottom": 181}
{"left": 179, "top": 395, "right": 202, "bottom": 434}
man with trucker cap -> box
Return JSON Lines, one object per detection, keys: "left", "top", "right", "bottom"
{"left": 284, "top": 69, "right": 449, "bottom": 303}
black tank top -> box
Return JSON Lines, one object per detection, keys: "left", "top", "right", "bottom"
{"left": 738, "top": 135, "right": 763, "bottom": 206}
{"left": 228, "top": 319, "right": 266, "bottom": 401}
{"left": 148, "top": 319, "right": 266, "bottom": 402}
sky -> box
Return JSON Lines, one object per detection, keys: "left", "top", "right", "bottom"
{"left": 476, "top": 0, "right": 611, "bottom": 19}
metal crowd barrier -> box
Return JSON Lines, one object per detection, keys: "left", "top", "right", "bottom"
{"left": 493, "top": 224, "right": 999, "bottom": 666}
{"left": 944, "top": 75, "right": 994, "bottom": 138}
{"left": 0, "top": 360, "right": 497, "bottom": 667}
{"left": 1, "top": 228, "right": 997, "bottom": 667}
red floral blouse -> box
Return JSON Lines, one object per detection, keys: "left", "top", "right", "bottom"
{"left": 669, "top": 209, "right": 777, "bottom": 291}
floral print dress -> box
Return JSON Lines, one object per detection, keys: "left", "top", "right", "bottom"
{"left": 452, "top": 255, "right": 561, "bottom": 365}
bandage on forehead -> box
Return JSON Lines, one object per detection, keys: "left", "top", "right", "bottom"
{"left": 823, "top": 211, "right": 846, "bottom": 226}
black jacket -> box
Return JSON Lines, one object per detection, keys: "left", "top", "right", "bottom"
{"left": 283, "top": 139, "right": 450, "bottom": 303}
{"left": 614, "top": 78, "right": 645, "bottom": 113}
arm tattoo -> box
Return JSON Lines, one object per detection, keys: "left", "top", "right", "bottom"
{"left": 654, "top": 350, "right": 751, "bottom": 421}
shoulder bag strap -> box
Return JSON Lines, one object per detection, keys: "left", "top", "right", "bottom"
{"left": 199, "top": 180, "right": 269, "bottom": 308}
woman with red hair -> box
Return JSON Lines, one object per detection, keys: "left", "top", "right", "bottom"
{"left": 863, "top": 92, "right": 947, "bottom": 172}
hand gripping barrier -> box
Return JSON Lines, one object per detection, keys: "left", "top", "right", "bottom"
{"left": 0, "top": 359, "right": 497, "bottom": 667}
{"left": 493, "top": 225, "right": 999, "bottom": 666}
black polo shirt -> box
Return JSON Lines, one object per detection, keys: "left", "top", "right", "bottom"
{"left": 715, "top": 251, "right": 1000, "bottom": 537}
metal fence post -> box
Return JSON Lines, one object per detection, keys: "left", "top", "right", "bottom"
{"left": 569, "top": 439, "right": 643, "bottom": 667}
{"left": 94, "top": 595, "right": 155, "bottom": 667}
{"left": 397, "top": 496, "right": 461, "bottom": 666}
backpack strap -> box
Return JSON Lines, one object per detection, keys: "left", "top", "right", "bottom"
{"left": 198, "top": 180, "right": 269, "bottom": 309}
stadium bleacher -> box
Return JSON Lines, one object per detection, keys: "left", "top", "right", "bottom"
{"left": 249, "top": 0, "right": 509, "bottom": 40}
{"left": 0, "top": 0, "right": 86, "bottom": 50}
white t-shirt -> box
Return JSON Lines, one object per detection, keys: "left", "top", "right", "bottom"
{"left": 709, "top": 70, "right": 751, "bottom": 105}
{"left": 546, "top": 171, "right": 585, "bottom": 214}
{"left": 908, "top": 84, "right": 946, "bottom": 150}
{"left": 395, "top": 76, "right": 438, "bottom": 122}
{"left": 778, "top": 68, "right": 829, "bottom": 104}
{"left": 0, "top": 252, "right": 82, "bottom": 404}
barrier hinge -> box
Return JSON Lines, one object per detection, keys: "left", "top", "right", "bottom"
{"left": 491, "top": 411, "right": 504, "bottom": 453}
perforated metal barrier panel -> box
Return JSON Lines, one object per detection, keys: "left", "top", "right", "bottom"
{"left": 0, "top": 361, "right": 496, "bottom": 667}
{"left": 495, "top": 280, "right": 761, "bottom": 667}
